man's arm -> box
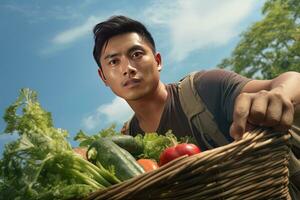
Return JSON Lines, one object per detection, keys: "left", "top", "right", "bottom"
{"left": 230, "top": 71, "right": 300, "bottom": 140}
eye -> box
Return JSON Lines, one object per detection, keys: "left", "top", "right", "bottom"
{"left": 132, "top": 51, "right": 143, "bottom": 59}
{"left": 108, "top": 59, "right": 119, "bottom": 66}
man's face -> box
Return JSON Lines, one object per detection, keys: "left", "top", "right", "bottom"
{"left": 99, "top": 32, "right": 162, "bottom": 101}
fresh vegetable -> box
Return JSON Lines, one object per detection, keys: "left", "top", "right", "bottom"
{"left": 0, "top": 88, "right": 115, "bottom": 200}
{"left": 36, "top": 184, "right": 95, "bottom": 200}
{"left": 73, "top": 147, "right": 88, "bottom": 160}
{"left": 134, "top": 131, "right": 178, "bottom": 162}
{"left": 159, "top": 143, "right": 201, "bottom": 166}
{"left": 109, "top": 135, "right": 144, "bottom": 156}
{"left": 87, "top": 138, "right": 145, "bottom": 181}
{"left": 74, "top": 125, "right": 120, "bottom": 147}
{"left": 137, "top": 159, "right": 159, "bottom": 172}
{"left": 74, "top": 127, "right": 186, "bottom": 163}
{"left": 74, "top": 128, "right": 144, "bottom": 157}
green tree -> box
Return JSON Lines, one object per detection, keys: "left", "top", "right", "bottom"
{"left": 218, "top": 0, "right": 300, "bottom": 79}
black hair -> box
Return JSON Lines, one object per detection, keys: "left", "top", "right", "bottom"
{"left": 93, "top": 15, "right": 156, "bottom": 68}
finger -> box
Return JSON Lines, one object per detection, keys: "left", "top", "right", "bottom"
{"left": 264, "top": 95, "right": 283, "bottom": 127}
{"left": 248, "top": 91, "right": 268, "bottom": 125}
{"left": 245, "top": 122, "right": 256, "bottom": 132}
{"left": 230, "top": 93, "right": 252, "bottom": 140}
{"left": 274, "top": 100, "right": 294, "bottom": 131}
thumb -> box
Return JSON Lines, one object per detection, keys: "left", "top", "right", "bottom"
{"left": 230, "top": 122, "right": 243, "bottom": 141}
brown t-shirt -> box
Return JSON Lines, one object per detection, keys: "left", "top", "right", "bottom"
{"left": 129, "top": 69, "right": 251, "bottom": 149}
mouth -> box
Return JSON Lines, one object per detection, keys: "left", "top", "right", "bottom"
{"left": 123, "top": 78, "right": 141, "bottom": 88}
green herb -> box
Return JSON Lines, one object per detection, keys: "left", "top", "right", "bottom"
{"left": 74, "top": 124, "right": 120, "bottom": 147}
{"left": 0, "top": 88, "right": 111, "bottom": 200}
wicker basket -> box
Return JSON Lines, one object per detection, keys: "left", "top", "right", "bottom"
{"left": 84, "top": 128, "right": 291, "bottom": 200}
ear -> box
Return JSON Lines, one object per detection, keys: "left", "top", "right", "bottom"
{"left": 155, "top": 52, "right": 162, "bottom": 72}
{"left": 98, "top": 68, "right": 108, "bottom": 86}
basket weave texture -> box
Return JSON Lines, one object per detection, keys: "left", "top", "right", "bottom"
{"left": 84, "top": 128, "right": 291, "bottom": 200}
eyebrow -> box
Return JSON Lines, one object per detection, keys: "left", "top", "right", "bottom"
{"left": 128, "top": 45, "right": 145, "bottom": 54}
{"left": 103, "top": 53, "right": 120, "bottom": 60}
{"left": 103, "top": 45, "right": 145, "bottom": 60}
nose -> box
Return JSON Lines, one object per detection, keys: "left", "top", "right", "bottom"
{"left": 122, "top": 60, "right": 137, "bottom": 77}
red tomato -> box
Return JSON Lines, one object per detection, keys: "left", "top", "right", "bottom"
{"left": 158, "top": 146, "right": 180, "bottom": 166}
{"left": 159, "top": 143, "right": 201, "bottom": 166}
{"left": 137, "top": 159, "right": 159, "bottom": 172}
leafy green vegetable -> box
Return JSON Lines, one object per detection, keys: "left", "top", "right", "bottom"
{"left": 74, "top": 124, "right": 120, "bottom": 147}
{"left": 135, "top": 130, "right": 178, "bottom": 162}
{"left": 0, "top": 88, "right": 112, "bottom": 200}
{"left": 36, "top": 184, "right": 95, "bottom": 200}
{"left": 75, "top": 125, "right": 195, "bottom": 163}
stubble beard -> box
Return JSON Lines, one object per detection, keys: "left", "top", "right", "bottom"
{"left": 125, "top": 79, "right": 160, "bottom": 102}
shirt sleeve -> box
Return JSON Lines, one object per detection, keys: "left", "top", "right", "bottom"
{"left": 194, "top": 69, "right": 251, "bottom": 134}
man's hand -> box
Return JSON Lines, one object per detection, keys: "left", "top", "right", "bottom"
{"left": 230, "top": 88, "right": 295, "bottom": 140}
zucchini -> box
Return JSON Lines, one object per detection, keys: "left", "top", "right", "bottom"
{"left": 108, "top": 135, "right": 143, "bottom": 157}
{"left": 87, "top": 138, "right": 145, "bottom": 181}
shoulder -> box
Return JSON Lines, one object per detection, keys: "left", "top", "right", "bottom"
{"left": 193, "top": 69, "right": 251, "bottom": 91}
{"left": 194, "top": 69, "right": 249, "bottom": 82}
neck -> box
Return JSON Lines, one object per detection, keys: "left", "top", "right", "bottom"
{"left": 127, "top": 81, "right": 168, "bottom": 132}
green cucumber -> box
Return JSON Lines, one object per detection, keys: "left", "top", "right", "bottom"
{"left": 108, "top": 135, "right": 143, "bottom": 157}
{"left": 87, "top": 138, "right": 145, "bottom": 181}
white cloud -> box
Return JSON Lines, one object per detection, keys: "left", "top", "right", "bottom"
{"left": 40, "top": 15, "right": 103, "bottom": 55}
{"left": 82, "top": 97, "right": 133, "bottom": 130}
{"left": 145, "top": 0, "right": 257, "bottom": 61}
{"left": 52, "top": 16, "right": 101, "bottom": 45}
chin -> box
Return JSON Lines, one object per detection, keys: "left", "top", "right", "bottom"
{"left": 117, "top": 84, "right": 155, "bottom": 101}
{"left": 124, "top": 94, "right": 144, "bottom": 101}
{"left": 123, "top": 90, "right": 149, "bottom": 101}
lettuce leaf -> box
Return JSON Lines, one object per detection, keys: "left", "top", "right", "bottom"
{"left": 135, "top": 130, "right": 178, "bottom": 162}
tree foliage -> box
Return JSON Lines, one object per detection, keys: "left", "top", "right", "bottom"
{"left": 218, "top": 0, "right": 300, "bottom": 79}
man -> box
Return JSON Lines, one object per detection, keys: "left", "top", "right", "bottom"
{"left": 92, "top": 15, "right": 299, "bottom": 197}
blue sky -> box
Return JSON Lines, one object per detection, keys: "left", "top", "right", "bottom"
{"left": 0, "top": 0, "right": 265, "bottom": 152}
